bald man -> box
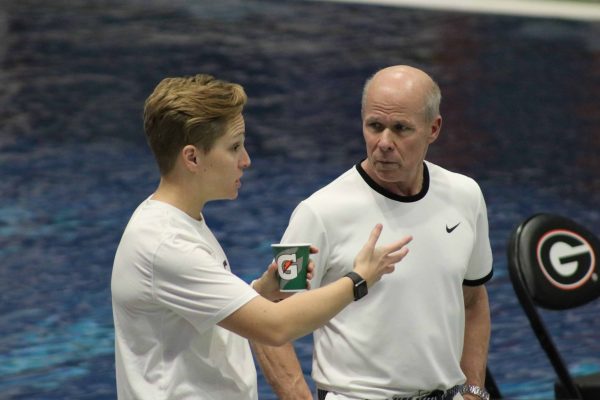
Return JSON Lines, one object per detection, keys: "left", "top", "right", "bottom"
{"left": 252, "top": 66, "right": 493, "bottom": 400}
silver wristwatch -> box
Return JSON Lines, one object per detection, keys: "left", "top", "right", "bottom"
{"left": 461, "top": 384, "right": 490, "bottom": 400}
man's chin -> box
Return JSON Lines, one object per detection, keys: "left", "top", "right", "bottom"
{"left": 375, "top": 168, "right": 401, "bottom": 179}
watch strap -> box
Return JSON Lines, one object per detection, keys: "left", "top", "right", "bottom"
{"left": 461, "top": 384, "right": 490, "bottom": 400}
{"left": 344, "top": 271, "right": 367, "bottom": 301}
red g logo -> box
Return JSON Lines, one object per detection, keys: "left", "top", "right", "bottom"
{"left": 276, "top": 253, "right": 299, "bottom": 280}
{"left": 536, "top": 229, "right": 596, "bottom": 290}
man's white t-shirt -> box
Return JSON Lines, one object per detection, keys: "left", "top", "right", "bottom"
{"left": 111, "top": 199, "right": 259, "bottom": 399}
{"left": 281, "top": 161, "right": 493, "bottom": 399}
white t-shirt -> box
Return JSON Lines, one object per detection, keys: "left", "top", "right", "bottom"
{"left": 111, "top": 199, "right": 259, "bottom": 400}
{"left": 281, "top": 161, "right": 493, "bottom": 399}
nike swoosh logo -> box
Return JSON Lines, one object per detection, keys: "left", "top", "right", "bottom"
{"left": 446, "top": 222, "right": 460, "bottom": 233}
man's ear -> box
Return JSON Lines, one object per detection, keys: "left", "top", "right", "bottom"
{"left": 182, "top": 145, "right": 199, "bottom": 170}
{"left": 428, "top": 116, "right": 442, "bottom": 144}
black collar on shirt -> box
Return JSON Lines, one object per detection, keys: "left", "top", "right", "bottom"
{"left": 355, "top": 160, "right": 430, "bottom": 203}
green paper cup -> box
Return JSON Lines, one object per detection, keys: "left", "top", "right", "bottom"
{"left": 271, "top": 243, "right": 310, "bottom": 292}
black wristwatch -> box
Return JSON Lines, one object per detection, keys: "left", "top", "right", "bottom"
{"left": 345, "top": 272, "right": 368, "bottom": 301}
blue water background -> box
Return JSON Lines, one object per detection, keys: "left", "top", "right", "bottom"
{"left": 0, "top": 0, "right": 599, "bottom": 398}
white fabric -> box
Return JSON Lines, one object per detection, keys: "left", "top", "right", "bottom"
{"left": 111, "top": 199, "right": 259, "bottom": 400}
{"left": 281, "top": 161, "right": 493, "bottom": 399}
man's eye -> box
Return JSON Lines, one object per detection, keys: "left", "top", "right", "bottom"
{"left": 368, "top": 122, "right": 383, "bottom": 131}
{"left": 394, "top": 124, "right": 410, "bottom": 132}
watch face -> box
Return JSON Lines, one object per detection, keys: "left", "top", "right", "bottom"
{"left": 355, "top": 281, "right": 368, "bottom": 300}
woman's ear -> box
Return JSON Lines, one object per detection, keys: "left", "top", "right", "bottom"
{"left": 182, "top": 145, "right": 199, "bottom": 170}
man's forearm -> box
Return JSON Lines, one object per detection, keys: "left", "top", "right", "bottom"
{"left": 461, "top": 286, "right": 490, "bottom": 387}
{"left": 251, "top": 341, "right": 313, "bottom": 400}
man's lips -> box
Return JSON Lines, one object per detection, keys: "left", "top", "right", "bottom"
{"left": 374, "top": 160, "right": 399, "bottom": 168}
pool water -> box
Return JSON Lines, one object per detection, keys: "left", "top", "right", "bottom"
{"left": 0, "top": 1, "right": 599, "bottom": 398}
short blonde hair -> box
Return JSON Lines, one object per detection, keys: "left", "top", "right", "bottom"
{"left": 143, "top": 74, "right": 247, "bottom": 175}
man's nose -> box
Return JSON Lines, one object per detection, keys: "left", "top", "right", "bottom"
{"left": 378, "top": 129, "right": 394, "bottom": 151}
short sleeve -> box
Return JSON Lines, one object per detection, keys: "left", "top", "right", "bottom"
{"left": 281, "top": 201, "right": 329, "bottom": 288}
{"left": 152, "top": 240, "right": 259, "bottom": 334}
{"left": 464, "top": 189, "right": 493, "bottom": 286}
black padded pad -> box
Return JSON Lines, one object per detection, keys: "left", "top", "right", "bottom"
{"left": 508, "top": 213, "right": 600, "bottom": 310}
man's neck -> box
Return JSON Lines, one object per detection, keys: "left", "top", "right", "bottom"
{"left": 361, "top": 159, "right": 424, "bottom": 197}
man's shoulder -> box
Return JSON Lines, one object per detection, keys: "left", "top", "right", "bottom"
{"left": 427, "top": 161, "right": 481, "bottom": 191}
{"left": 305, "top": 165, "right": 362, "bottom": 201}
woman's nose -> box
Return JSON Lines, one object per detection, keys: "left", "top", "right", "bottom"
{"left": 241, "top": 148, "right": 251, "bottom": 169}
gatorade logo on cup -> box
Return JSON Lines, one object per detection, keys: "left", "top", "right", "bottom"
{"left": 276, "top": 253, "right": 300, "bottom": 280}
{"left": 271, "top": 243, "right": 310, "bottom": 292}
